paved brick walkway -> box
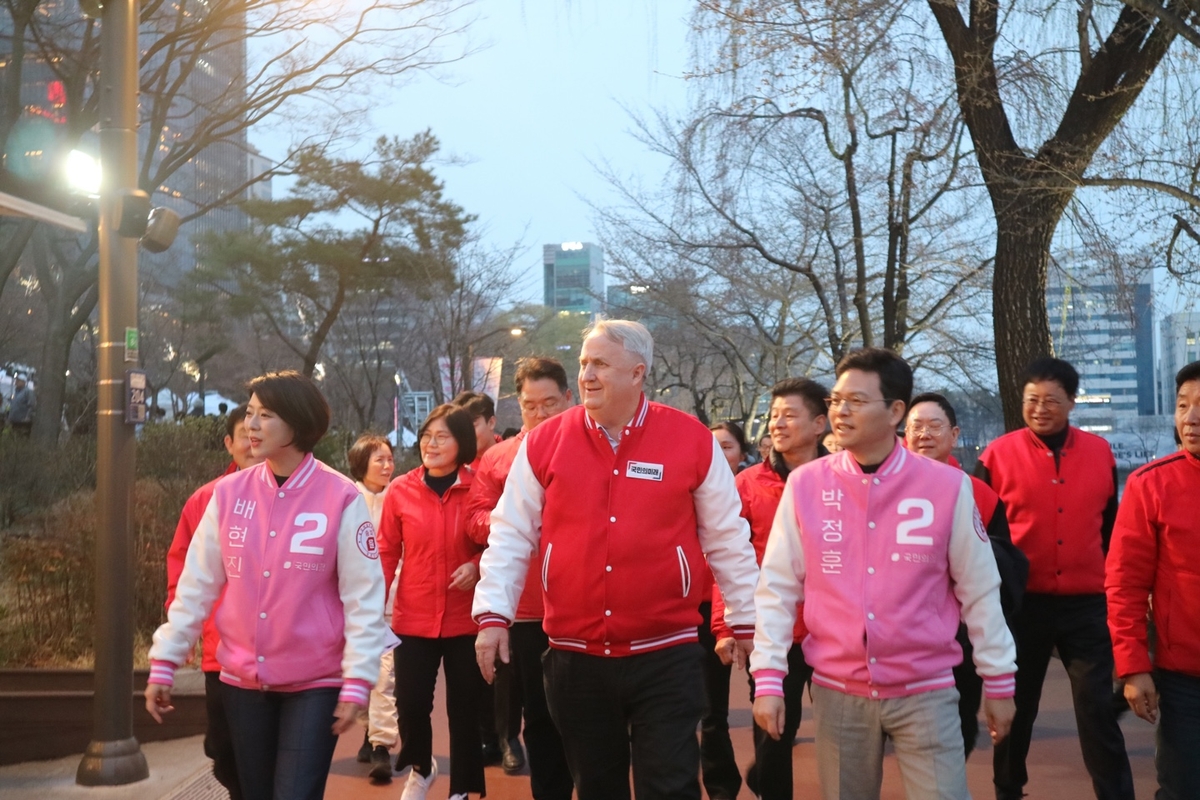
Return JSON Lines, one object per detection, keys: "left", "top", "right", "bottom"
{"left": 322, "top": 659, "right": 1159, "bottom": 799}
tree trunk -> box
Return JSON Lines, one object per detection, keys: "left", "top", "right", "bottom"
{"left": 991, "top": 190, "right": 1071, "bottom": 430}
{"left": 32, "top": 288, "right": 98, "bottom": 446}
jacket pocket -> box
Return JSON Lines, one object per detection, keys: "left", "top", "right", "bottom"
{"left": 676, "top": 545, "right": 692, "bottom": 598}
{"left": 541, "top": 542, "right": 553, "bottom": 593}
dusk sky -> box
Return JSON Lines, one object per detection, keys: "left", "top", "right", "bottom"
{"left": 370, "top": 0, "right": 695, "bottom": 302}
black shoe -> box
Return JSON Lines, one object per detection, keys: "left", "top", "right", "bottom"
{"left": 501, "top": 737, "right": 526, "bottom": 775}
{"left": 481, "top": 738, "right": 503, "bottom": 767}
{"left": 356, "top": 732, "right": 372, "bottom": 763}
{"left": 368, "top": 745, "right": 393, "bottom": 783}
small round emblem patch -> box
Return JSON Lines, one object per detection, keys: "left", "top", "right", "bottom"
{"left": 357, "top": 522, "right": 379, "bottom": 559}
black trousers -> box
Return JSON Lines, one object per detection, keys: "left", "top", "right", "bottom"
{"left": 204, "top": 671, "right": 243, "bottom": 800}
{"left": 393, "top": 633, "right": 486, "bottom": 796}
{"left": 953, "top": 625, "right": 984, "bottom": 758}
{"left": 697, "top": 602, "right": 740, "bottom": 800}
{"left": 492, "top": 639, "right": 524, "bottom": 743}
{"left": 495, "top": 621, "right": 573, "bottom": 800}
{"left": 543, "top": 643, "right": 706, "bottom": 800}
{"left": 219, "top": 683, "right": 339, "bottom": 800}
{"left": 992, "top": 593, "right": 1134, "bottom": 800}
{"left": 748, "top": 643, "right": 813, "bottom": 800}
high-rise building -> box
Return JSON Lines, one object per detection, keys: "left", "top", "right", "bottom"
{"left": 1159, "top": 311, "right": 1200, "bottom": 411}
{"left": 543, "top": 242, "right": 604, "bottom": 315}
{"left": 1046, "top": 270, "right": 1155, "bottom": 431}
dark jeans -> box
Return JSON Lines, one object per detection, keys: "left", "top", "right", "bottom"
{"left": 953, "top": 624, "right": 984, "bottom": 758}
{"left": 1155, "top": 668, "right": 1200, "bottom": 800}
{"left": 543, "top": 643, "right": 706, "bottom": 800}
{"left": 219, "top": 683, "right": 339, "bottom": 800}
{"left": 993, "top": 593, "right": 1134, "bottom": 800}
{"left": 204, "top": 672, "right": 242, "bottom": 800}
{"left": 748, "top": 643, "right": 813, "bottom": 800}
{"left": 697, "top": 601, "right": 740, "bottom": 800}
{"left": 501, "top": 621, "right": 573, "bottom": 800}
{"left": 393, "top": 634, "right": 485, "bottom": 796}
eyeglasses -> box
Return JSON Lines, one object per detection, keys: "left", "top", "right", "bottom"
{"left": 1022, "top": 396, "right": 1066, "bottom": 410}
{"left": 824, "top": 395, "right": 888, "bottom": 412}
{"left": 907, "top": 421, "right": 949, "bottom": 435}
{"left": 419, "top": 433, "right": 454, "bottom": 447}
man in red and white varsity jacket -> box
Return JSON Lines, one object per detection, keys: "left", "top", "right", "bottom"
{"left": 150, "top": 453, "right": 387, "bottom": 707}
{"left": 1106, "top": 361, "right": 1200, "bottom": 798}
{"left": 977, "top": 357, "right": 1134, "bottom": 800}
{"left": 753, "top": 348, "right": 1015, "bottom": 800}
{"left": 472, "top": 320, "right": 759, "bottom": 800}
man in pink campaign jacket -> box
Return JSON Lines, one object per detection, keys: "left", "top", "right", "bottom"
{"left": 752, "top": 348, "right": 1016, "bottom": 800}
{"left": 472, "top": 319, "right": 760, "bottom": 800}
{"left": 146, "top": 371, "right": 387, "bottom": 800}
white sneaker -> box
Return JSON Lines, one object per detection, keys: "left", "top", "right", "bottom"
{"left": 399, "top": 758, "right": 438, "bottom": 800}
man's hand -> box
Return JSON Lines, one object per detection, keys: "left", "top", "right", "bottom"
{"left": 1123, "top": 672, "right": 1158, "bottom": 723}
{"left": 449, "top": 562, "right": 480, "bottom": 591}
{"left": 731, "top": 638, "right": 754, "bottom": 670}
{"left": 983, "top": 696, "right": 1015, "bottom": 744}
{"left": 714, "top": 637, "right": 737, "bottom": 666}
{"left": 332, "top": 701, "right": 363, "bottom": 735}
{"left": 475, "top": 626, "right": 510, "bottom": 684}
{"left": 144, "top": 684, "right": 174, "bottom": 724}
{"left": 752, "top": 695, "right": 786, "bottom": 740}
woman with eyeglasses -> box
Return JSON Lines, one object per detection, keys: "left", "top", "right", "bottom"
{"left": 377, "top": 404, "right": 486, "bottom": 800}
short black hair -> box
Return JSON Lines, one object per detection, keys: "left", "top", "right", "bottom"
{"left": 771, "top": 377, "right": 829, "bottom": 419}
{"left": 419, "top": 404, "right": 477, "bottom": 466}
{"left": 515, "top": 357, "right": 569, "bottom": 394}
{"left": 1176, "top": 360, "right": 1200, "bottom": 393}
{"left": 246, "top": 371, "right": 330, "bottom": 453}
{"left": 1020, "top": 357, "right": 1079, "bottom": 398}
{"left": 709, "top": 421, "right": 748, "bottom": 455}
{"left": 452, "top": 390, "right": 496, "bottom": 421}
{"left": 224, "top": 403, "right": 249, "bottom": 440}
{"left": 347, "top": 433, "right": 392, "bottom": 482}
{"left": 835, "top": 348, "right": 913, "bottom": 409}
{"left": 908, "top": 392, "right": 957, "bottom": 428}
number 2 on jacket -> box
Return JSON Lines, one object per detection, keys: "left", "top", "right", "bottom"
{"left": 895, "top": 499, "right": 934, "bottom": 546}
{"left": 291, "top": 513, "right": 328, "bottom": 555}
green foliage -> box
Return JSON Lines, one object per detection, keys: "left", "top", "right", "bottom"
{"left": 0, "top": 432, "right": 96, "bottom": 527}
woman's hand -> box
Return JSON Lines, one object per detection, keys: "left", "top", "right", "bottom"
{"left": 332, "top": 701, "right": 363, "bottom": 735}
{"left": 449, "top": 561, "right": 480, "bottom": 592}
{"left": 144, "top": 684, "right": 174, "bottom": 723}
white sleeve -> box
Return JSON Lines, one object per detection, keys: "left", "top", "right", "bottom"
{"left": 150, "top": 496, "right": 226, "bottom": 666}
{"left": 336, "top": 493, "right": 388, "bottom": 684}
{"left": 694, "top": 437, "right": 760, "bottom": 633}
{"left": 472, "top": 438, "right": 543, "bottom": 623}
{"left": 749, "top": 482, "right": 806, "bottom": 676}
{"left": 948, "top": 473, "right": 1017, "bottom": 685}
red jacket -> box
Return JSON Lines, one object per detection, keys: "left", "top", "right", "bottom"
{"left": 976, "top": 427, "right": 1116, "bottom": 594}
{"left": 473, "top": 397, "right": 760, "bottom": 656}
{"left": 379, "top": 466, "right": 482, "bottom": 638}
{"left": 712, "top": 461, "right": 807, "bottom": 644}
{"left": 1107, "top": 450, "right": 1200, "bottom": 678}
{"left": 466, "top": 431, "right": 544, "bottom": 620}
{"left": 165, "top": 462, "right": 236, "bottom": 672}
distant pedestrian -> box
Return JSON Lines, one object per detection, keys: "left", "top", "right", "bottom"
{"left": 146, "top": 371, "right": 387, "bottom": 800}
{"left": 6, "top": 374, "right": 34, "bottom": 434}
{"left": 711, "top": 421, "right": 749, "bottom": 474}
{"left": 1107, "top": 360, "right": 1200, "bottom": 800}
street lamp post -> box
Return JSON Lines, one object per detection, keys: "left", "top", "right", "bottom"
{"left": 75, "top": 0, "right": 149, "bottom": 784}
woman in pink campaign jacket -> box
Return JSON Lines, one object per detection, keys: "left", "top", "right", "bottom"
{"left": 378, "top": 404, "right": 485, "bottom": 800}
{"left": 145, "top": 371, "right": 386, "bottom": 800}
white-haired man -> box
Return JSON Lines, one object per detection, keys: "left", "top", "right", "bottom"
{"left": 472, "top": 319, "right": 760, "bottom": 800}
